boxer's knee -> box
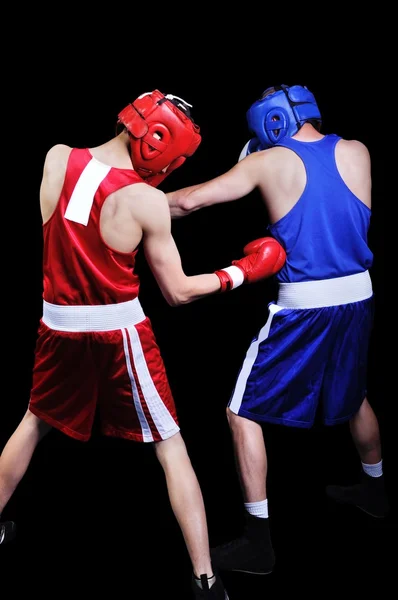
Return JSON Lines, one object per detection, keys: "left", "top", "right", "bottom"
{"left": 226, "top": 406, "right": 244, "bottom": 430}
{"left": 227, "top": 407, "right": 263, "bottom": 441}
{"left": 153, "top": 431, "right": 186, "bottom": 466}
{"left": 23, "top": 409, "right": 52, "bottom": 439}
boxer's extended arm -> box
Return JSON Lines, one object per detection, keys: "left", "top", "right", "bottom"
{"left": 140, "top": 189, "right": 285, "bottom": 306}
{"left": 166, "top": 152, "right": 261, "bottom": 218}
{"left": 140, "top": 190, "right": 221, "bottom": 305}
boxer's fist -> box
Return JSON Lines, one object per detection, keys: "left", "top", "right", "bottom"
{"left": 236, "top": 237, "right": 286, "bottom": 281}
{"left": 215, "top": 237, "right": 286, "bottom": 292}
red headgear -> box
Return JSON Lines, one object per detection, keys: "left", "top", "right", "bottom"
{"left": 117, "top": 90, "right": 201, "bottom": 186}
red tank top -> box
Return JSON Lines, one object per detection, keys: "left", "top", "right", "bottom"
{"left": 42, "top": 148, "right": 144, "bottom": 305}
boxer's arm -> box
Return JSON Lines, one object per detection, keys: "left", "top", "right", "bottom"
{"left": 166, "top": 152, "right": 262, "bottom": 218}
{"left": 138, "top": 188, "right": 283, "bottom": 306}
{"left": 139, "top": 189, "right": 221, "bottom": 306}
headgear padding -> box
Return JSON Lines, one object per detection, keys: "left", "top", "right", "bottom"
{"left": 118, "top": 90, "right": 201, "bottom": 186}
{"left": 246, "top": 84, "right": 321, "bottom": 149}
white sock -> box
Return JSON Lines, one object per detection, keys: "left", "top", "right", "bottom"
{"left": 194, "top": 575, "right": 215, "bottom": 590}
{"left": 245, "top": 499, "right": 268, "bottom": 519}
{"left": 362, "top": 460, "right": 383, "bottom": 478}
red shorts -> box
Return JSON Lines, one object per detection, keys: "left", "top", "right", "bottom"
{"left": 29, "top": 298, "right": 180, "bottom": 443}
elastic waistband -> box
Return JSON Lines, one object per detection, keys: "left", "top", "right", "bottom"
{"left": 277, "top": 271, "right": 373, "bottom": 309}
{"left": 42, "top": 297, "right": 146, "bottom": 332}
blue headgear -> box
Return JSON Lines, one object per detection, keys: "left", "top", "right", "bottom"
{"left": 246, "top": 84, "right": 321, "bottom": 151}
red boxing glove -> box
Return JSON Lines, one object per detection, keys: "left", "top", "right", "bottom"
{"left": 214, "top": 237, "right": 286, "bottom": 292}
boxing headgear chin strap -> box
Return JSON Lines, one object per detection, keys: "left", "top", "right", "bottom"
{"left": 245, "top": 84, "right": 322, "bottom": 150}
{"left": 117, "top": 90, "right": 201, "bottom": 187}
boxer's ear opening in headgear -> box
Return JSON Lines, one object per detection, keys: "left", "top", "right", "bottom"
{"left": 258, "top": 86, "right": 284, "bottom": 140}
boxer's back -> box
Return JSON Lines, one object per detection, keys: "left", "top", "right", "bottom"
{"left": 255, "top": 131, "right": 371, "bottom": 225}
{"left": 40, "top": 144, "right": 145, "bottom": 305}
{"left": 254, "top": 131, "right": 373, "bottom": 283}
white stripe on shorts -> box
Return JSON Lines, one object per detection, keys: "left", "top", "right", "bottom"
{"left": 121, "top": 328, "right": 154, "bottom": 443}
{"left": 126, "top": 326, "right": 180, "bottom": 441}
{"left": 229, "top": 303, "right": 283, "bottom": 414}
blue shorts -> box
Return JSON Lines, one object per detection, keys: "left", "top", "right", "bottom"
{"left": 228, "top": 271, "right": 374, "bottom": 428}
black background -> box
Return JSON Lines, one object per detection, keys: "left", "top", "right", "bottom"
{"left": 1, "top": 30, "right": 394, "bottom": 599}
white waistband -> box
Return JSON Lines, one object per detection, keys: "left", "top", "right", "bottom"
{"left": 42, "top": 297, "right": 146, "bottom": 332}
{"left": 277, "top": 271, "right": 373, "bottom": 309}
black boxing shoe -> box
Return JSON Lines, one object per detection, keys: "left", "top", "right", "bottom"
{"left": 0, "top": 521, "right": 16, "bottom": 545}
{"left": 211, "top": 513, "right": 275, "bottom": 575}
{"left": 191, "top": 572, "right": 229, "bottom": 599}
{"left": 326, "top": 472, "right": 390, "bottom": 518}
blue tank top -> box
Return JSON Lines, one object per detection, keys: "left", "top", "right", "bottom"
{"left": 268, "top": 134, "right": 373, "bottom": 283}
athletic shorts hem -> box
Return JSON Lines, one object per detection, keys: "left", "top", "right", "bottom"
{"left": 102, "top": 425, "right": 181, "bottom": 443}
{"left": 232, "top": 406, "right": 364, "bottom": 428}
{"left": 324, "top": 408, "right": 362, "bottom": 426}
{"left": 230, "top": 408, "right": 314, "bottom": 428}
{"left": 28, "top": 405, "right": 90, "bottom": 442}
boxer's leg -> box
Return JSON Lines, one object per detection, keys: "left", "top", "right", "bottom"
{"left": 227, "top": 409, "right": 268, "bottom": 503}
{"left": 322, "top": 299, "right": 389, "bottom": 518}
{"left": 350, "top": 397, "right": 382, "bottom": 465}
{"left": 154, "top": 433, "right": 228, "bottom": 598}
{"left": 102, "top": 320, "right": 229, "bottom": 597}
{"left": 327, "top": 398, "right": 389, "bottom": 517}
{"left": 211, "top": 304, "right": 328, "bottom": 574}
{"left": 210, "top": 409, "right": 275, "bottom": 575}
{"left": 0, "top": 409, "right": 51, "bottom": 544}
